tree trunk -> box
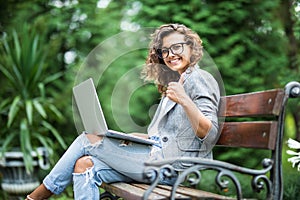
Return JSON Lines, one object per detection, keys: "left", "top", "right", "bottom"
{"left": 280, "top": 0, "right": 300, "bottom": 140}
{"left": 293, "top": 112, "right": 300, "bottom": 141}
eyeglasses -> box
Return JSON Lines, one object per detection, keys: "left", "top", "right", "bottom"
{"left": 156, "top": 42, "right": 187, "bottom": 59}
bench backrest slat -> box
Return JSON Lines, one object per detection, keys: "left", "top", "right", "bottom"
{"left": 219, "top": 89, "right": 285, "bottom": 117}
{"left": 217, "top": 121, "right": 278, "bottom": 149}
{"left": 217, "top": 89, "right": 285, "bottom": 149}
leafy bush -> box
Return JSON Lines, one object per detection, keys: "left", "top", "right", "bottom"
{"left": 0, "top": 24, "right": 67, "bottom": 173}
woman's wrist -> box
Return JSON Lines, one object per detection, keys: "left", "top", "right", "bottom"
{"left": 179, "top": 94, "right": 192, "bottom": 107}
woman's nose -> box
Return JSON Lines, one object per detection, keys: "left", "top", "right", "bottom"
{"left": 168, "top": 50, "right": 175, "bottom": 57}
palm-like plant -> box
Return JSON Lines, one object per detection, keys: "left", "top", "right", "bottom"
{"left": 0, "top": 24, "right": 67, "bottom": 173}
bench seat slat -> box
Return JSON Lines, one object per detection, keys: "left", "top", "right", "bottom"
{"left": 101, "top": 182, "right": 166, "bottom": 199}
{"left": 132, "top": 183, "right": 190, "bottom": 199}
{"left": 156, "top": 185, "right": 234, "bottom": 200}
{"left": 102, "top": 182, "right": 234, "bottom": 200}
{"left": 217, "top": 121, "right": 278, "bottom": 149}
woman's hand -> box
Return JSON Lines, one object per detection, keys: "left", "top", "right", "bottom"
{"left": 166, "top": 72, "right": 212, "bottom": 139}
{"left": 166, "top": 73, "right": 188, "bottom": 105}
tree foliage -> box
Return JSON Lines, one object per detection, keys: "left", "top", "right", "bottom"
{"left": 132, "top": 0, "right": 292, "bottom": 93}
{"left": 0, "top": 0, "right": 299, "bottom": 198}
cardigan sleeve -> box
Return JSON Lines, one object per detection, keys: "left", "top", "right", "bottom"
{"left": 184, "top": 68, "right": 221, "bottom": 149}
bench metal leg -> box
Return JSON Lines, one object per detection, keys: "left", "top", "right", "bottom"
{"left": 100, "top": 191, "right": 120, "bottom": 200}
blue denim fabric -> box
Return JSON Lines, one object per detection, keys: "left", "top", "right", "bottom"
{"left": 73, "top": 157, "right": 133, "bottom": 200}
{"left": 86, "top": 136, "right": 152, "bottom": 182}
{"left": 43, "top": 134, "right": 88, "bottom": 194}
{"left": 72, "top": 156, "right": 177, "bottom": 200}
{"left": 43, "top": 133, "right": 157, "bottom": 199}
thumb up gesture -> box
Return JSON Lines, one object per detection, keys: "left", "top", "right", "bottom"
{"left": 166, "top": 73, "right": 188, "bottom": 104}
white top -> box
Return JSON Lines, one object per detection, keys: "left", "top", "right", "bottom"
{"left": 148, "top": 96, "right": 170, "bottom": 160}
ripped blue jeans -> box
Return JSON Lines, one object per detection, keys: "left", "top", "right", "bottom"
{"left": 43, "top": 133, "right": 168, "bottom": 199}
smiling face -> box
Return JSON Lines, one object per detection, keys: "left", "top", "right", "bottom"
{"left": 161, "top": 32, "right": 191, "bottom": 74}
{"left": 143, "top": 24, "right": 203, "bottom": 89}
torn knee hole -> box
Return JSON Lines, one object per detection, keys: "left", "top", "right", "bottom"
{"left": 74, "top": 156, "right": 94, "bottom": 173}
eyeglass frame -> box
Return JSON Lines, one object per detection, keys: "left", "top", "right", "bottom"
{"left": 156, "top": 42, "right": 188, "bottom": 59}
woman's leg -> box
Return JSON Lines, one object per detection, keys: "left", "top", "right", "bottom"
{"left": 71, "top": 137, "right": 152, "bottom": 199}
{"left": 27, "top": 133, "right": 102, "bottom": 199}
{"left": 25, "top": 184, "right": 52, "bottom": 200}
{"left": 73, "top": 156, "right": 133, "bottom": 200}
{"left": 72, "top": 144, "right": 177, "bottom": 200}
{"left": 86, "top": 137, "right": 152, "bottom": 182}
{"left": 27, "top": 134, "right": 151, "bottom": 199}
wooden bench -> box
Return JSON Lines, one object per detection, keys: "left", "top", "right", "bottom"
{"left": 100, "top": 81, "right": 300, "bottom": 200}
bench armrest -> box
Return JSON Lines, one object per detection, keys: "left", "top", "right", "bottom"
{"left": 143, "top": 157, "right": 273, "bottom": 200}
{"left": 285, "top": 81, "right": 300, "bottom": 98}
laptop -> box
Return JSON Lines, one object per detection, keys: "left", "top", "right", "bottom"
{"left": 73, "top": 78, "right": 157, "bottom": 146}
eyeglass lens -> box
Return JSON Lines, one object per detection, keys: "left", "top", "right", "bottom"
{"left": 158, "top": 43, "right": 185, "bottom": 59}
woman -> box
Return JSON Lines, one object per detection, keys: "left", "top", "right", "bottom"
{"left": 27, "top": 23, "right": 220, "bottom": 200}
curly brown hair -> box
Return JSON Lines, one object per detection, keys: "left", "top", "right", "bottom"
{"left": 141, "top": 23, "right": 203, "bottom": 93}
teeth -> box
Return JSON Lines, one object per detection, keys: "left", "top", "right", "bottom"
{"left": 170, "top": 58, "right": 180, "bottom": 64}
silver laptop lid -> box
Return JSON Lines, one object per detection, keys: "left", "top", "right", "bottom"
{"left": 73, "top": 78, "right": 108, "bottom": 135}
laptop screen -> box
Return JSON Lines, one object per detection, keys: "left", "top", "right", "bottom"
{"left": 73, "top": 78, "right": 108, "bottom": 135}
